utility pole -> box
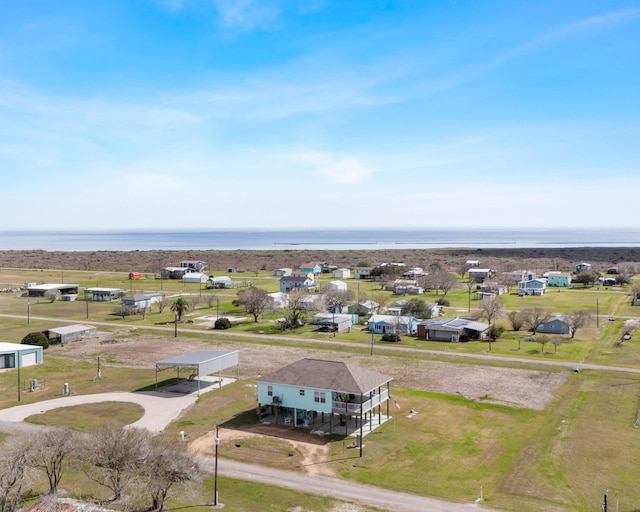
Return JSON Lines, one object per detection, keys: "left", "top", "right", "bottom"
{"left": 214, "top": 423, "right": 220, "bottom": 507}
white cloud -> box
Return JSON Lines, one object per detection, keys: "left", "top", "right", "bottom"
{"left": 212, "top": 0, "right": 282, "bottom": 30}
{"left": 292, "top": 150, "right": 372, "bottom": 185}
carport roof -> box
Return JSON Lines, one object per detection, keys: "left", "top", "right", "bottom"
{"left": 156, "top": 350, "right": 237, "bottom": 368}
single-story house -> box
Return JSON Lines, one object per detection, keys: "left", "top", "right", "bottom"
{"left": 478, "top": 281, "right": 508, "bottom": 296}
{"left": 206, "top": 276, "right": 241, "bottom": 289}
{"left": 326, "top": 280, "right": 348, "bottom": 292}
{"left": 468, "top": 268, "right": 497, "bottom": 283}
{"left": 85, "top": 287, "right": 122, "bottom": 302}
{"left": 354, "top": 267, "right": 373, "bottom": 280}
{"left": 161, "top": 267, "right": 190, "bottom": 280}
{"left": 537, "top": 316, "right": 573, "bottom": 335}
{"left": 299, "top": 263, "right": 323, "bottom": 274}
{"left": 45, "top": 324, "right": 98, "bottom": 344}
{"left": 466, "top": 260, "right": 480, "bottom": 267}
{"left": 501, "top": 270, "right": 527, "bottom": 285}
{"left": 122, "top": 293, "right": 163, "bottom": 309}
{"left": 575, "top": 262, "right": 592, "bottom": 273}
{"left": 27, "top": 283, "right": 80, "bottom": 298}
{"left": 518, "top": 278, "right": 547, "bottom": 296}
{"left": 182, "top": 272, "right": 209, "bottom": 284}
{"left": 367, "top": 314, "right": 418, "bottom": 335}
{"left": 606, "top": 267, "right": 619, "bottom": 275}
{"left": 332, "top": 268, "right": 351, "bottom": 279}
{"left": 0, "top": 342, "right": 43, "bottom": 369}
{"left": 280, "top": 275, "right": 315, "bottom": 293}
{"left": 268, "top": 292, "right": 289, "bottom": 308}
{"left": 347, "top": 300, "right": 379, "bottom": 316}
{"left": 386, "top": 279, "right": 416, "bottom": 292}
{"left": 402, "top": 267, "right": 425, "bottom": 278}
{"left": 312, "top": 313, "right": 356, "bottom": 333}
{"left": 180, "top": 260, "right": 206, "bottom": 272}
{"left": 417, "top": 317, "right": 490, "bottom": 341}
{"left": 257, "top": 358, "right": 393, "bottom": 434}
{"left": 545, "top": 272, "right": 572, "bottom": 287}
{"left": 273, "top": 268, "right": 293, "bottom": 277}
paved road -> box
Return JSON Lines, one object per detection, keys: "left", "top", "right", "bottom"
{"left": 4, "top": 313, "right": 640, "bottom": 376}
{"left": 0, "top": 388, "right": 495, "bottom": 512}
{"left": 200, "top": 456, "right": 492, "bottom": 512}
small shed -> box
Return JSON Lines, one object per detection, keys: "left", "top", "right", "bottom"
{"left": 326, "top": 280, "right": 348, "bottom": 292}
{"left": 312, "top": 313, "right": 355, "bottom": 333}
{"left": 45, "top": 324, "right": 98, "bottom": 344}
{"left": 182, "top": 272, "right": 209, "bottom": 284}
{"left": 332, "top": 268, "right": 351, "bottom": 279}
{"left": 85, "top": 287, "right": 122, "bottom": 302}
{"left": 0, "top": 342, "right": 43, "bottom": 368}
{"left": 122, "top": 293, "right": 163, "bottom": 309}
{"left": 155, "top": 349, "right": 239, "bottom": 396}
{"left": 273, "top": 268, "right": 293, "bottom": 277}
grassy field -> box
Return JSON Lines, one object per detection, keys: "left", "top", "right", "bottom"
{"left": 2, "top": 265, "right": 640, "bottom": 511}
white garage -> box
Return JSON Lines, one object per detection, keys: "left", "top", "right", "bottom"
{"left": 0, "top": 342, "right": 43, "bottom": 369}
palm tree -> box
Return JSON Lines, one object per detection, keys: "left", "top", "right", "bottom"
{"left": 171, "top": 297, "right": 190, "bottom": 321}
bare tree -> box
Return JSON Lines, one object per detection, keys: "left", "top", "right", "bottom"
{"left": 537, "top": 335, "right": 551, "bottom": 354}
{"left": 136, "top": 437, "right": 198, "bottom": 512}
{"left": 282, "top": 292, "right": 314, "bottom": 330}
{"left": 521, "top": 308, "right": 553, "bottom": 335}
{"left": 156, "top": 295, "right": 167, "bottom": 313}
{"left": 551, "top": 337, "right": 564, "bottom": 354}
{"left": 31, "top": 429, "right": 75, "bottom": 495}
{"left": 322, "top": 288, "right": 354, "bottom": 313}
{"left": 188, "top": 295, "right": 201, "bottom": 312}
{"left": 456, "top": 262, "right": 470, "bottom": 280}
{"left": 623, "top": 319, "right": 640, "bottom": 337}
{"left": 0, "top": 436, "right": 34, "bottom": 512}
{"left": 77, "top": 425, "right": 150, "bottom": 502}
{"left": 507, "top": 310, "right": 526, "bottom": 331}
{"left": 114, "top": 305, "right": 135, "bottom": 319}
{"left": 205, "top": 293, "right": 217, "bottom": 309}
{"left": 631, "top": 282, "right": 640, "bottom": 305}
{"left": 478, "top": 296, "right": 505, "bottom": 327}
{"left": 236, "top": 287, "right": 273, "bottom": 322}
{"left": 436, "top": 272, "right": 459, "bottom": 296}
{"left": 565, "top": 310, "right": 592, "bottom": 339}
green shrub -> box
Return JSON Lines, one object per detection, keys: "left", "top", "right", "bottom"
{"left": 381, "top": 333, "right": 401, "bottom": 342}
{"left": 21, "top": 331, "right": 49, "bottom": 349}
{"left": 436, "top": 297, "right": 450, "bottom": 306}
{"left": 214, "top": 317, "right": 232, "bottom": 330}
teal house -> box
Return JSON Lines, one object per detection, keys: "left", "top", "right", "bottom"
{"left": 257, "top": 359, "right": 393, "bottom": 436}
{"left": 299, "top": 262, "right": 323, "bottom": 274}
{"left": 546, "top": 272, "right": 572, "bottom": 287}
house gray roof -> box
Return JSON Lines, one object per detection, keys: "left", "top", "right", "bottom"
{"left": 257, "top": 358, "right": 392, "bottom": 394}
{"left": 419, "top": 317, "right": 489, "bottom": 333}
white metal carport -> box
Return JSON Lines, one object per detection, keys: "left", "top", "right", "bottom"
{"left": 155, "top": 350, "right": 239, "bottom": 395}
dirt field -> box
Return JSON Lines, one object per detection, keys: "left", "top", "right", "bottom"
{"left": 62, "top": 330, "right": 567, "bottom": 411}
{"left": 52, "top": 328, "right": 570, "bottom": 480}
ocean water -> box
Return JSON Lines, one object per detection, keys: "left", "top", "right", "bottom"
{"left": 0, "top": 228, "right": 639, "bottom": 251}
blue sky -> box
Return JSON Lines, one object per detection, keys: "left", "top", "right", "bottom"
{"left": 1, "top": 0, "right": 639, "bottom": 230}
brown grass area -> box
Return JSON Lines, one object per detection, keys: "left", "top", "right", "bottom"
{"left": 2, "top": 247, "right": 640, "bottom": 273}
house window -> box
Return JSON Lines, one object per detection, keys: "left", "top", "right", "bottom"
{"left": 299, "top": 389, "right": 305, "bottom": 396}
{"left": 267, "top": 385, "right": 273, "bottom": 397}
{"left": 314, "top": 391, "right": 326, "bottom": 404}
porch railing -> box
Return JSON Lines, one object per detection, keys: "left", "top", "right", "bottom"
{"left": 331, "top": 388, "right": 389, "bottom": 415}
